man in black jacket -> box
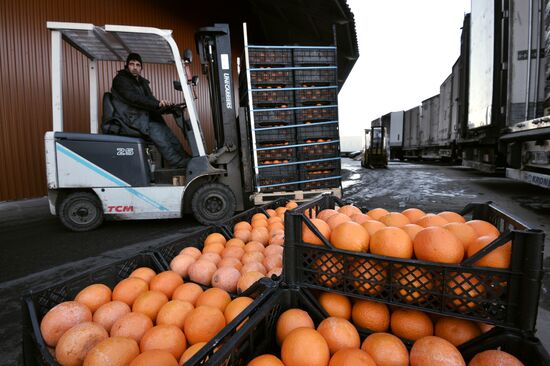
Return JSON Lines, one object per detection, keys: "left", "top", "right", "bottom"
{"left": 111, "top": 53, "right": 190, "bottom": 169}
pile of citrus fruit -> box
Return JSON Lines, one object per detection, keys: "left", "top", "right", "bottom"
{"left": 39, "top": 268, "right": 255, "bottom": 365}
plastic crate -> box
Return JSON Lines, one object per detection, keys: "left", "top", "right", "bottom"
{"left": 257, "top": 164, "right": 300, "bottom": 193}
{"left": 254, "top": 123, "right": 296, "bottom": 144}
{"left": 283, "top": 194, "right": 546, "bottom": 332}
{"left": 252, "top": 89, "right": 294, "bottom": 108}
{"left": 294, "top": 68, "right": 337, "bottom": 86}
{"left": 250, "top": 70, "right": 293, "bottom": 88}
{"left": 295, "top": 87, "right": 337, "bottom": 106}
{"left": 293, "top": 48, "right": 337, "bottom": 66}
{"left": 298, "top": 159, "right": 341, "bottom": 190}
{"left": 295, "top": 106, "right": 338, "bottom": 123}
{"left": 256, "top": 146, "right": 297, "bottom": 164}
{"left": 21, "top": 252, "right": 166, "bottom": 366}
{"left": 253, "top": 109, "right": 295, "bottom": 126}
{"left": 248, "top": 48, "right": 292, "bottom": 67}
{"left": 297, "top": 141, "right": 340, "bottom": 160}
{"left": 296, "top": 123, "right": 339, "bottom": 143}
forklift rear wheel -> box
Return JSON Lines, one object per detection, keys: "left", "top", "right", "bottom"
{"left": 191, "top": 183, "right": 236, "bottom": 225}
{"left": 58, "top": 192, "right": 104, "bottom": 232}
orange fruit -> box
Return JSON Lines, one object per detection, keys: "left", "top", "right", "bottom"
{"left": 149, "top": 271, "right": 184, "bottom": 299}
{"left": 361, "top": 220, "right": 386, "bottom": 237}
{"left": 361, "top": 332, "right": 409, "bottom": 366}
{"left": 195, "top": 287, "right": 231, "bottom": 312}
{"left": 199, "top": 252, "right": 222, "bottom": 265}
{"left": 350, "top": 213, "right": 372, "bottom": 224}
{"left": 434, "top": 317, "right": 481, "bottom": 346}
{"left": 317, "top": 317, "right": 360, "bottom": 354}
{"left": 171, "top": 283, "right": 203, "bottom": 305}
{"left": 244, "top": 241, "right": 265, "bottom": 252}
{"left": 234, "top": 221, "right": 252, "bottom": 232}
{"left": 187, "top": 259, "right": 217, "bottom": 286}
{"left": 252, "top": 213, "right": 268, "bottom": 221}
{"left": 317, "top": 209, "right": 339, "bottom": 221}
{"left": 203, "top": 242, "right": 225, "bottom": 255}
{"left": 302, "top": 218, "right": 331, "bottom": 245}
{"left": 329, "top": 348, "right": 376, "bottom": 366}
{"left": 400, "top": 223, "right": 424, "bottom": 241}
{"left": 110, "top": 312, "right": 153, "bottom": 343}
{"left": 401, "top": 208, "right": 427, "bottom": 224}
{"left": 265, "top": 209, "right": 277, "bottom": 217}
{"left": 338, "top": 204, "right": 363, "bottom": 217}
{"left": 226, "top": 238, "right": 246, "bottom": 249}
{"left": 55, "top": 322, "right": 109, "bottom": 366}
{"left": 349, "top": 258, "right": 386, "bottom": 295}
{"left": 318, "top": 292, "right": 351, "bottom": 319}
{"left": 140, "top": 324, "right": 187, "bottom": 360}
{"left": 409, "top": 336, "right": 465, "bottom": 366}
{"left": 275, "top": 207, "right": 287, "bottom": 217}
{"left": 224, "top": 296, "right": 254, "bottom": 325}
{"left": 330, "top": 221, "right": 369, "bottom": 252}
{"left": 75, "top": 283, "right": 112, "bottom": 313}
{"left": 367, "top": 208, "right": 390, "bottom": 220}
{"left": 129, "top": 267, "right": 157, "bottom": 284}
{"left": 211, "top": 266, "right": 241, "bottom": 293}
{"left": 276, "top": 308, "right": 315, "bottom": 344}
{"left": 237, "top": 271, "right": 265, "bottom": 294}
{"left": 467, "top": 235, "right": 511, "bottom": 269}
{"left": 248, "top": 354, "right": 284, "bottom": 366}
{"left": 379, "top": 212, "right": 411, "bottom": 227}
{"left": 390, "top": 309, "right": 433, "bottom": 341}
{"left": 286, "top": 201, "right": 298, "bottom": 210}
{"left": 183, "top": 306, "right": 226, "bottom": 345}
{"left": 179, "top": 342, "right": 206, "bottom": 365}
{"left": 281, "top": 328, "right": 330, "bottom": 366}
{"left": 170, "top": 254, "right": 196, "bottom": 278}
{"left": 447, "top": 272, "right": 485, "bottom": 311}
{"left": 251, "top": 228, "right": 269, "bottom": 245}
{"left": 370, "top": 227, "right": 413, "bottom": 259}
{"left": 234, "top": 229, "right": 252, "bottom": 243}
{"left": 40, "top": 301, "right": 92, "bottom": 347}
{"left": 394, "top": 265, "right": 433, "bottom": 303}
{"left": 179, "top": 247, "right": 202, "bottom": 260}
{"left": 92, "top": 301, "right": 131, "bottom": 333}
{"left": 478, "top": 322, "right": 495, "bottom": 333}
{"left": 438, "top": 211, "right": 466, "bottom": 223}
{"left": 221, "top": 246, "right": 245, "bottom": 259}
{"left": 443, "top": 222, "right": 477, "bottom": 252}
{"left": 252, "top": 219, "right": 269, "bottom": 229}
{"left": 351, "top": 299, "right": 390, "bottom": 332}
{"left": 413, "top": 226, "right": 464, "bottom": 264}
{"left": 132, "top": 290, "right": 169, "bottom": 322}
{"left": 416, "top": 213, "right": 449, "bottom": 227}
{"left": 465, "top": 220, "right": 500, "bottom": 237}
{"left": 112, "top": 277, "right": 149, "bottom": 307}
{"left": 204, "top": 233, "right": 226, "bottom": 246}
{"left": 326, "top": 213, "right": 352, "bottom": 230}
{"left": 469, "top": 350, "right": 524, "bottom": 366}
{"left": 156, "top": 300, "right": 194, "bottom": 329}
{"left": 83, "top": 336, "right": 140, "bottom": 366}
{"left": 129, "top": 350, "right": 178, "bottom": 366}
{"left": 314, "top": 253, "right": 343, "bottom": 287}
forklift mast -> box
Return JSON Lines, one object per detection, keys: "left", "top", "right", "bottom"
{"left": 195, "top": 24, "right": 239, "bottom": 151}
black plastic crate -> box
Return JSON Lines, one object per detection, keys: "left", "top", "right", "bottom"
{"left": 253, "top": 109, "right": 295, "bottom": 126}
{"left": 250, "top": 70, "right": 293, "bottom": 88}
{"left": 296, "top": 123, "right": 339, "bottom": 143}
{"left": 294, "top": 68, "right": 337, "bottom": 86}
{"left": 256, "top": 146, "right": 297, "bottom": 164}
{"left": 298, "top": 159, "right": 341, "bottom": 191}
{"left": 293, "top": 48, "right": 337, "bottom": 66}
{"left": 459, "top": 328, "right": 550, "bottom": 365}
{"left": 248, "top": 48, "right": 292, "bottom": 67}
{"left": 301, "top": 178, "right": 341, "bottom": 190}
{"left": 252, "top": 89, "right": 294, "bottom": 108}
{"left": 295, "top": 106, "right": 338, "bottom": 123}
{"left": 295, "top": 87, "right": 337, "bottom": 106}
{"left": 257, "top": 164, "right": 300, "bottom": 193}
{"left": 254, "top": 123, "right": 296, "bottom": 144}
{"left": 297, "top": 141, "right": 340, "bottom": 160}
{"left": 21, "top": 252, "right": 166, "bottom": 366}
{"left": 283, "top": 194, "right": 546, "bottom": 332}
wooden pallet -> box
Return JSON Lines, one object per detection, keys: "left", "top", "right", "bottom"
{"left": 252, "top": 187, "right": 341, "bottom": 205}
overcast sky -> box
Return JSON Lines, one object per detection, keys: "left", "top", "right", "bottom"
{"left": 338, "top": 0, "right": 471, "bottom": 137}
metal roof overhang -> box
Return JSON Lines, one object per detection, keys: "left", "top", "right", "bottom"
{"left": 242, "top": 0, "right": 359, "bottom": 89}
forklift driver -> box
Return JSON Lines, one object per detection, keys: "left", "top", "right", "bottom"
{"left": 111, "top": 52, "right": 190, "bottom": 169}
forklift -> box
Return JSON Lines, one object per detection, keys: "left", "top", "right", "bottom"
{"left": 361, "top": 126, "right": 388, "bottom": 168}
{"left": 45, "top": 22, "right": 253, "bottom": 231}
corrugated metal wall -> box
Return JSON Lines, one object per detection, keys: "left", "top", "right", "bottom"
{"left": 0, "top": 0, "right": 243, "bottom": 201}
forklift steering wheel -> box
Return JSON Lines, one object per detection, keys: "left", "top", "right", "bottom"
{"left": 158, "top": 102, "right": 185, "bottom": 114}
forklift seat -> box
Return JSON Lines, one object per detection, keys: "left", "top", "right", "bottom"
{"left": 101, "top": 92, "right": 149, "bottom": 140}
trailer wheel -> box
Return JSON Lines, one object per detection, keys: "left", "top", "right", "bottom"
{"left": 191, "top": 183, "right": 236, "bottom": 225}
{"left": 58, "top": 192, "right": 104, "bottom": 231}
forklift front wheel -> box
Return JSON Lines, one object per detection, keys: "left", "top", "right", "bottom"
{"left": 191, "top": 183, "right": 236, "bottom": 225}
{"left": 58, "top": 192, "right": 104, "bottom": 232}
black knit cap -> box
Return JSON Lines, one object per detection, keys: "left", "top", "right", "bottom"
{"left": 126, "top": 52, "right": 142, "bottom": 67}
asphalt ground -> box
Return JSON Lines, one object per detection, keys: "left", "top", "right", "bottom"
{"left": 1, "top": 158, "right": 549, "bottom": 363}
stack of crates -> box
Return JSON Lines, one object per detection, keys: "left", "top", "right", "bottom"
{"left": 241, "top": 44, "right": 341, "bottom": 195}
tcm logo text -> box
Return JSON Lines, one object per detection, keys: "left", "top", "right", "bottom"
{"left": 107, "top": 205, "right": 134, "bottom": 213}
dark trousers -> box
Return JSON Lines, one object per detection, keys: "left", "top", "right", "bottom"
{"left": 148, "top": 120, "right": 189, "bottom": 168}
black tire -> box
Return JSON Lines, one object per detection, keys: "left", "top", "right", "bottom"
{"left": 191, "top": 183, "right": 236, "bottom": 225}
{"left": 58, "top": 192, "right": 104, "bottom": 231}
